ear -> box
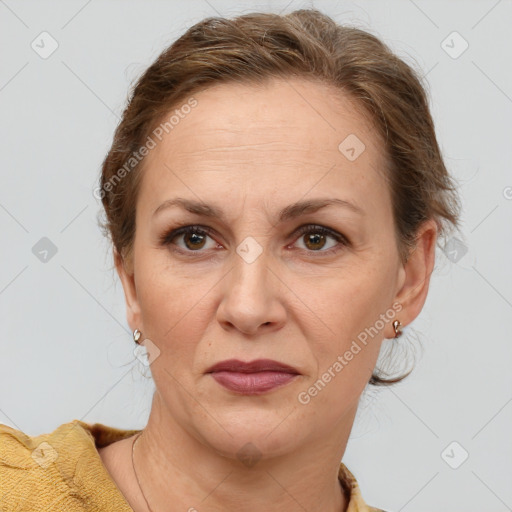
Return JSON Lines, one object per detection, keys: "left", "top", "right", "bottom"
{"left": 392, "top": 219, "right": 438, "bottom": 332}
{"left": 114, "top": 248, "right": 142, "bottom": 334}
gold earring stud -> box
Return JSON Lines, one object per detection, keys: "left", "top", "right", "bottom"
{"left": 393, "top": 320, "right": 403, "bottom": 338}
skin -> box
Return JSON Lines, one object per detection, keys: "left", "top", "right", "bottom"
{"left": 98, "top": 77, "right": 437, "bottom": 512}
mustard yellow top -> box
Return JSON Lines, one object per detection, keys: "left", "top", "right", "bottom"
{"left": 0, "top": 420, "right": 385, "bottom": 511}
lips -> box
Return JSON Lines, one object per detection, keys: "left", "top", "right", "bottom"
{"left": 206, "top": 359, "right": 300, "bottom": 395}
{"left": 206, "top": 358, "right": 299, "bottom": 374}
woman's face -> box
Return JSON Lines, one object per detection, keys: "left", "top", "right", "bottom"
{"left": 117, "top": 77, "right": 431, "bottom": 459}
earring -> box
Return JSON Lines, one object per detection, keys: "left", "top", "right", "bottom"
{"left": 393, "top": 320, "right": 403, "bottom": 339}
{"left": 133, "top": 328, "right": 142, "bottom": 344}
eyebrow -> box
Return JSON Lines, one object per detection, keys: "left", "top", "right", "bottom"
{"left": 153, "top": 197, "right": 365, "bottom": 221}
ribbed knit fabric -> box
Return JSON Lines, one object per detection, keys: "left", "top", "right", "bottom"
{"left": 0, "top": 420, "right": 385, "bottom": 511}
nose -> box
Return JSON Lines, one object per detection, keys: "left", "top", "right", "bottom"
{"left": 216, "top": 248, "right": 287, "bottom": 336}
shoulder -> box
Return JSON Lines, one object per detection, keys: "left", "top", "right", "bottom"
{"left": 0, "top": 420, "right": 136, "bottom": 511}
{"left": 338, "top": 462, "right": 389, "bottom": 512}
{"left": 0, "top": 420, "right": 98, "bottom": 510}
{"left": 0, "top": 419, "right": 95, "bottom": 470}
{"left": 0, "top": 419, "right": 86, "bottom": 474}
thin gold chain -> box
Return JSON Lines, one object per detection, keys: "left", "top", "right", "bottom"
{"left": 132, "top": 432, "right": 155, "bottom": 512}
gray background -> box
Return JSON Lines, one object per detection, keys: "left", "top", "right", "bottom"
{"left": 1, "top": 1, "right": 511, "bottom": 511}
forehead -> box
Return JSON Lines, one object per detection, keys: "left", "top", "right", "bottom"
{"left": 151, "top": 78, "right": 378, "bottom": 158}
{"left": 138, "top": 77, "right": 389, "bottom": 216}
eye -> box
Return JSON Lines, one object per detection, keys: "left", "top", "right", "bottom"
{"left": 291, "top": 224, "right": 349, "bottom": 255}
{"left": 159, "top": 225, "right": 219, "bottom": 253}
{"left": 159, "top": 223, "right": 349, "bottom": 257}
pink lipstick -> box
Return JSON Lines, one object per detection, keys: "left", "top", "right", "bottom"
{"left": 206, "top": 359, "right": 300, "bottom": 395}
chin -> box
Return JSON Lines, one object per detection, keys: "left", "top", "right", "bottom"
{"left": 195, "top": 410, "right": 303, "bottom": 461}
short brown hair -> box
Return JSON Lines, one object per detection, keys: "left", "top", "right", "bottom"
{"left": 98, "top": 8, "right": 461, "bottom": 386}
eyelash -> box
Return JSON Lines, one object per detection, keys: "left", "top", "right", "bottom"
{"left": 159, "top": 224, "right": 350, "bottom": 258}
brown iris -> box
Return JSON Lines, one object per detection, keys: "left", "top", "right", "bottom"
{"left": 184, "top": 232, "right": 207, "bottom": 250}
{"left": 303, "top": 232, "right": 326, "bottom": 251}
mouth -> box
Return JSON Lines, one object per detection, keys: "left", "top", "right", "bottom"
{"left": 206, "top": 359, "right": 300, "bottom": 395}
{"left": 206, "top": 358, "right": 300, "bottom": 374}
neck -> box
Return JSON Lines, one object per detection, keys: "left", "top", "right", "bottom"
{"left": 132, "top": 392, "right": 355, "bottom": 512}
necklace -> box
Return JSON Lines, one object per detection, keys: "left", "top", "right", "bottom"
{"left": 132, "top": 432, "right": 155, "bottom": 512}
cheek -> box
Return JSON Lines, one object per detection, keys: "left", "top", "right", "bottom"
{"left": 134, "top": 249, "right": 217, "bottom": 366}
{"left": 135, "top": 258, "right": 188, "bottom": 340}
{"left": 298, "top": 290, "right": 389, "bottom": 414}
{"left": 303, "top": 259, "right": 395, "bottom": 376}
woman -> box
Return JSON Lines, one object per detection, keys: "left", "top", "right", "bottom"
{"left": 0, "top": 8, "right": 460, "bottom": 511}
